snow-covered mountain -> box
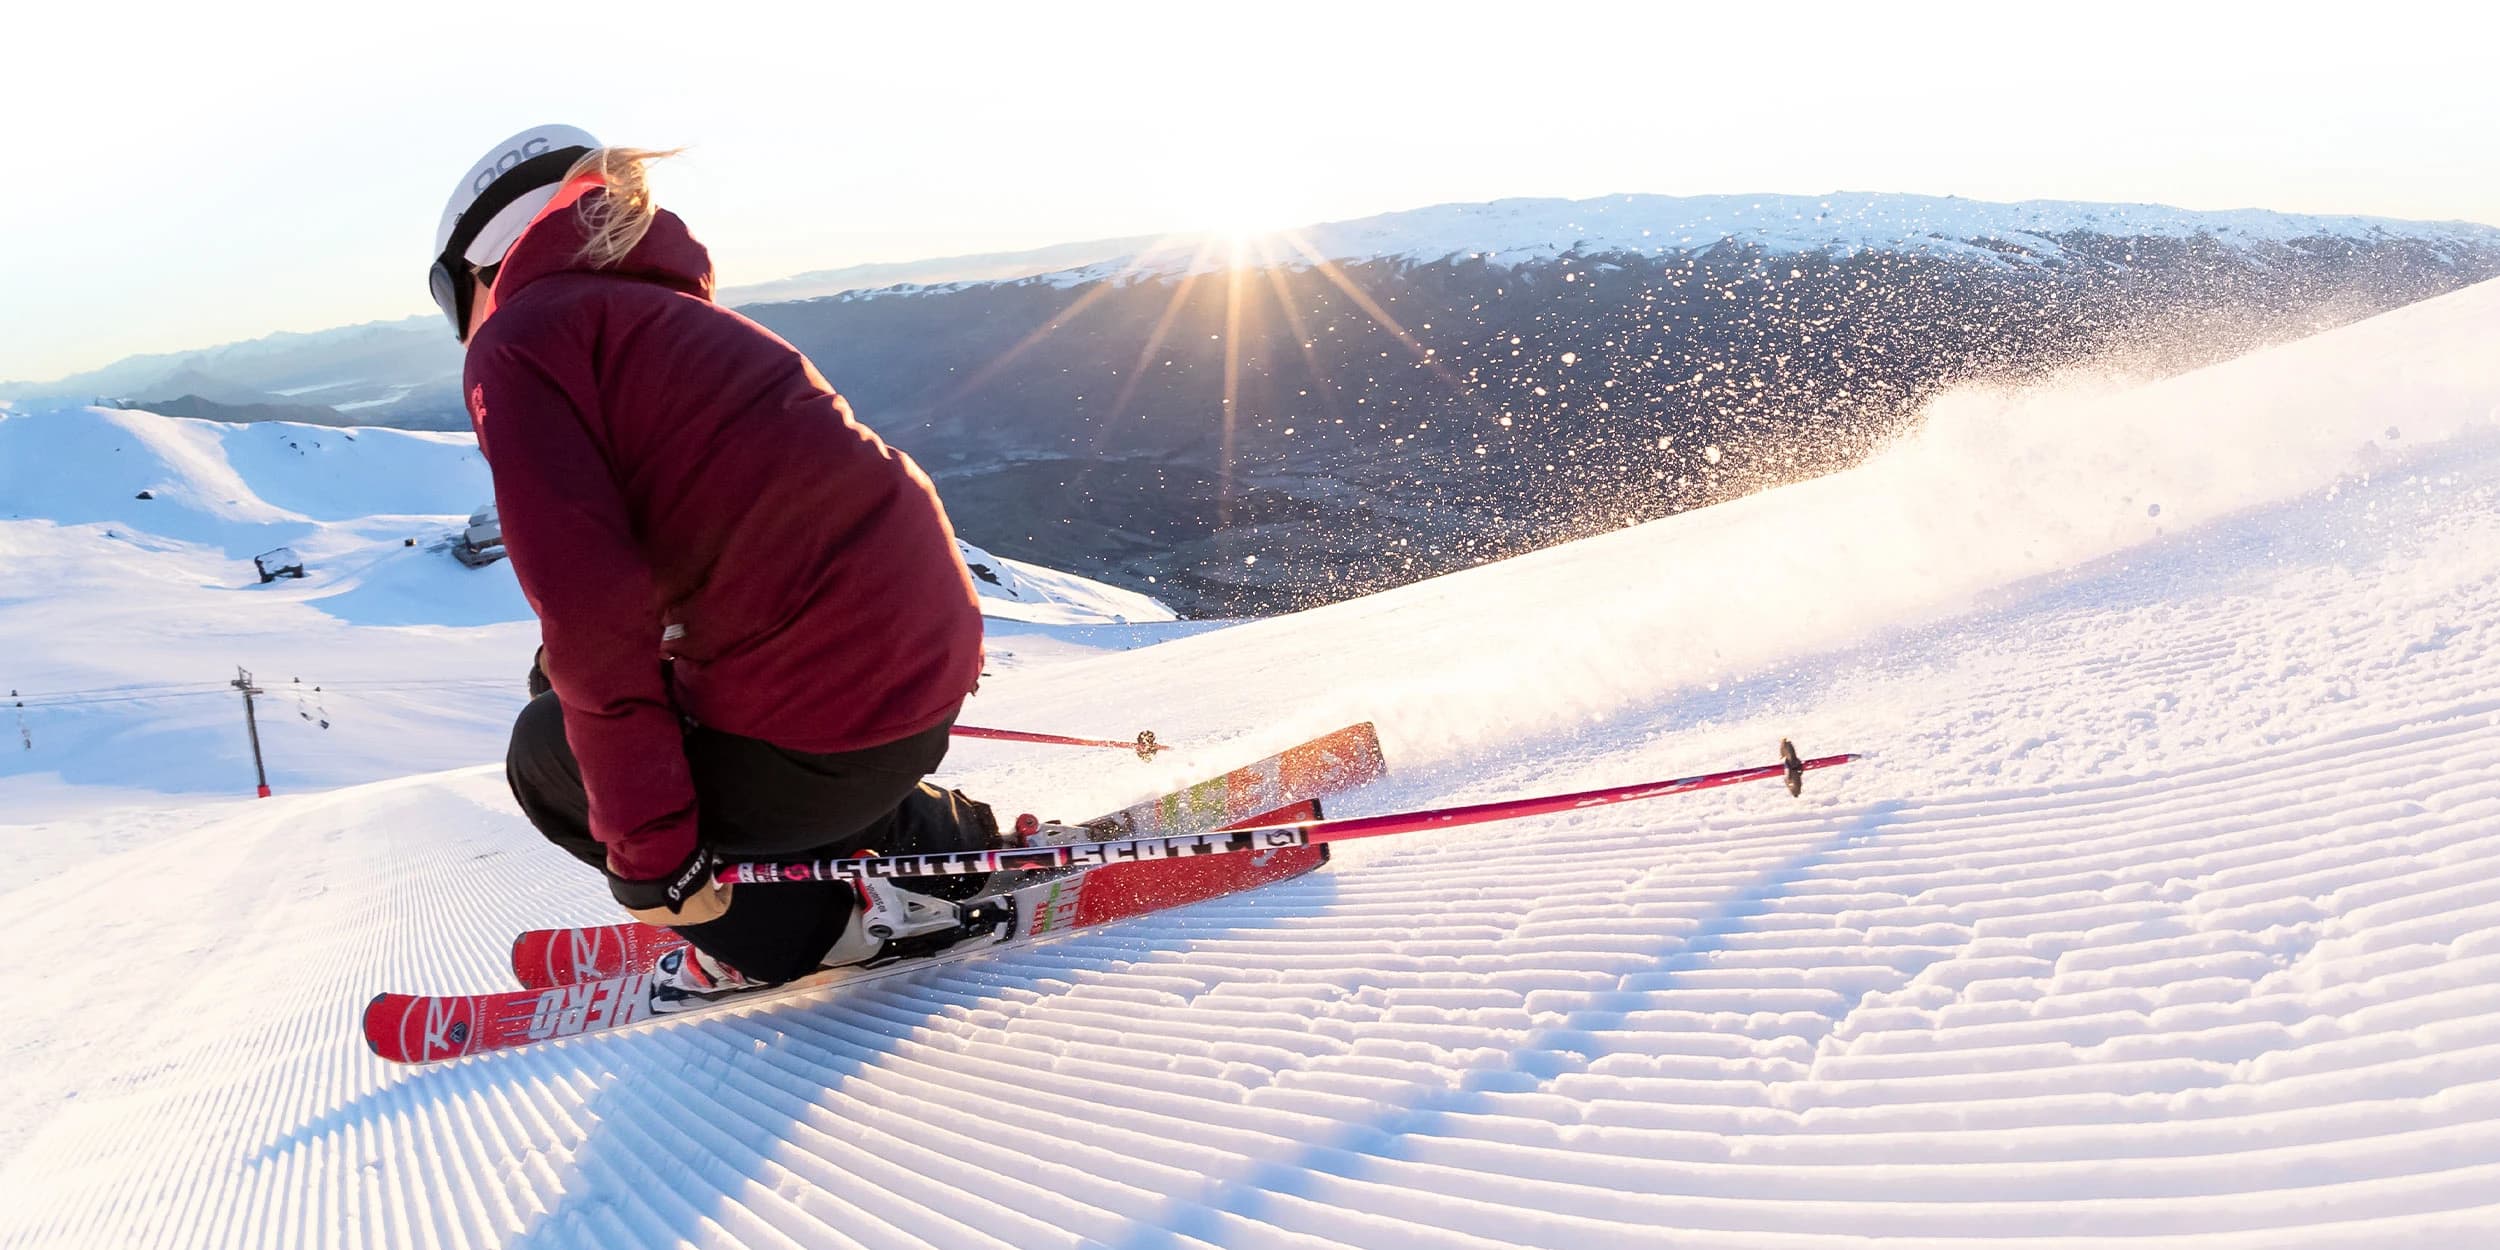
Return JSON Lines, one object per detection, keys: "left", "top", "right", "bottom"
{"left": 715, "top": 234, "right": 1166, "bottom": 306}
{"left": 0, "top": 405, "right": 1173, "bottom": 815}
{"left": 9, "top": 191, "right": 2500, "bottom": 615}
{"left": 3, "top": 271, "right": 2496, "bottom": 1246}
{"left": 1, "top": 315, "right": 463, "bottom": 426}
{"left": 955, "top": 537, "right": 1174, "bottom": 626}
{"left": 14, "top": 190, "right": 2494, "bottom": 425}
{"left": 825, "top": 190, "right": 2500, "bottom": 296}
{"left": 761, "top": 195, "right": 2500, "bottom": 615}
{"left": 0, "top": 232, "right": 1166, "bottom": 420}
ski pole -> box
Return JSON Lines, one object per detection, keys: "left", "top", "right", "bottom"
{"left": 720, "top": 740, "right": 1859, "bottom": 885}
{"left": 954, "top": 724, "right": 1167, "bottom": 760}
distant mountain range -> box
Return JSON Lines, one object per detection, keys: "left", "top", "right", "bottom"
{"left": 0, "top": 241, "right": 1172, "bottom": 427}
{"left": 12, "top": 192, "right": 2499, "bottom": 614}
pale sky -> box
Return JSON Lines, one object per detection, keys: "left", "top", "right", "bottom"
{"left": 2, "top": 0, "right": 2491, "bottom": 383}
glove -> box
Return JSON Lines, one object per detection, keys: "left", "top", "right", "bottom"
{"left": 610, "top": 843, "right": 733, "bottom": 926}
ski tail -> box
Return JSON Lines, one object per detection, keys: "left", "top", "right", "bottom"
{"left": 1099, "top": 722, "right": 1382, "bottom": 837}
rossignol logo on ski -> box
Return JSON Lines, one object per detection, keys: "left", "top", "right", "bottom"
{"left": 422, "top": 997, "right": 475, "bottom": 1057}
{"left": 565, "top": 926, "right": 609, "bottom": 980}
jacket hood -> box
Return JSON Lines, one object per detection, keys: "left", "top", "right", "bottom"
{"left": 487, "top": 184, "right": 717, "bottom": 316}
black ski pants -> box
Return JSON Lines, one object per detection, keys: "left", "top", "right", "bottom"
{"left": 505, "top": 692, "right": 996, "bottom": 983}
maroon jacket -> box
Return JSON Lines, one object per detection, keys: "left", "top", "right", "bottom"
{"left": 464, "top": 184, "right": 984, "bottom": 881}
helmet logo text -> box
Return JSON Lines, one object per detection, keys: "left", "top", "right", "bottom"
{"left": 472, "top": 137, "right": 555, "bottom": 196}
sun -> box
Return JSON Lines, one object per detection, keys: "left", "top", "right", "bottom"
{"left": 1210, "top": 229, "right": 1265, "bottom": 273}
{"left": 1191, "top": 197, "right": 1304, "bottom": 253}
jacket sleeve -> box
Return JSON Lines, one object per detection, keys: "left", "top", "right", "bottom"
{"left": 466, "top": 337, "right": 698, "bottom": 881}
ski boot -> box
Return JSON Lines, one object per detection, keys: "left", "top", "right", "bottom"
{"left": 648, "top": 945, "right": 759, "bottom": 1014}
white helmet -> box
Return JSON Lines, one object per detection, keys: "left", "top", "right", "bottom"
{"left": 429, "top": 124, "right": 600, "bottom": 340}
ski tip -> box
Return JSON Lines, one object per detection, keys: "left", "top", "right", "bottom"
{"left": 1780, "top": 738, "right": 1805, "bottom": 797}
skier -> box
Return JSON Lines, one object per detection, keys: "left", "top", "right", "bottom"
{"left": 430, "top": 125, "right": 998, "bottom": 1000}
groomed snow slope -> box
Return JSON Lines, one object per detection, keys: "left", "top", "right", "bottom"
{"left": 5, "top": 281, "right": 2500, "bottom": 1247}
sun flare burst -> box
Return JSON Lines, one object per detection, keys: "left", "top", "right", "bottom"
{"left": 941, "top": 220, "right": 1483, "bottom": 546}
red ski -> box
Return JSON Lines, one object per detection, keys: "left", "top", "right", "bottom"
{"left": 365, "top": 803, "right": 1328, "bottom": 1064}
{"left": 367, "top": 732, "right": 1853, "bottom": 1064}
{"left": 507, "top": 721, "right": 1387, "bottom": 990}
{"left": 509, "top": 921, "right": 690, "bottom": 993}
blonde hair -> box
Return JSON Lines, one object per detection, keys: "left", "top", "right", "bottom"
{"left": 566, "top": 146, "right": 684, "bottom": 267}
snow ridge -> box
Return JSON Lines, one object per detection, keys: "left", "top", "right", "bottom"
{"left": 14, "top": 192, "right": 2492, "bottom": 403}
{"left": 958, "top": 538, "right": 1177, "bottom": 625}
{"left": 822, "top": 191, "right": 2500, "bottom": 300}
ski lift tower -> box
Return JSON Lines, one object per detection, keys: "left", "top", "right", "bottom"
{"left": 232, "top": 667, "right": 270, "bottom": 798}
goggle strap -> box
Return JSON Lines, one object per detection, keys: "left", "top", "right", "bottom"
{"left": 435, "top": 146, "right": 592, "bottom": 274}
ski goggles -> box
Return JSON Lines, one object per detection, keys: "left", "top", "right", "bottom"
{"left": 429, "top": 145, "right": 590, "bottom": 341}
{"left": 426, "top": 260, "right": 474, "bottom": 342}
